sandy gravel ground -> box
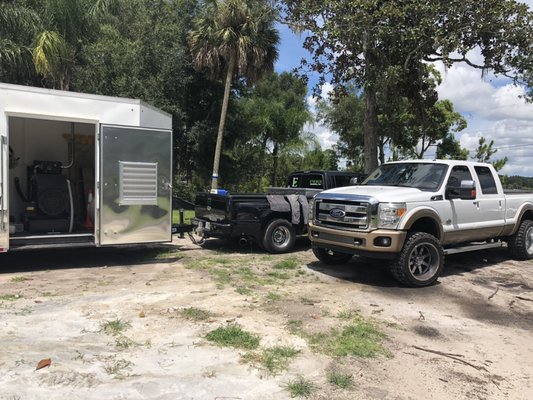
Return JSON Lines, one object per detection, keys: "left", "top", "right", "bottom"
{"left": 0, "top": 237, "right": 532, "bottom": 400}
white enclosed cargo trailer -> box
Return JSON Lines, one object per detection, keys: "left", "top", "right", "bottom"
{"left": 0, "top": 82, "right": 174, "bottom": 252}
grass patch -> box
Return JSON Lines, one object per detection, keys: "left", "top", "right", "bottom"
{"left": 242, "top": 346, "right": 300, "bottom": 375}
{"left": 328, "top": 370, "right": 354, "bottom": 389}
{"left": 266, "top": 271, "right": 290, "bottom": 280}
{"left": 337, "top": 310, "right": 361, "bottom": 320}
{"left": 179, "top": 307, "right": 213, "bottom": 322}
{"left": 0, "top": 294, "right": 22, "bottom": 301}
{"left": 285, "top": 376, "right": 315, "bottom": 398}
{"left": 205, "top": 324, "right": 260, "bottom": 350}
{"left": 273, "top": 258, "right": 299, "bottom": 270}
{"left": 10, "top": 276, "right": 30, "bottom": 283}
{"left": 114, "top": 336, "right": 139, "bottom": 350}
{"left": 100, "top": 319, "right": 131, "bottom": 336}
{"left": 309, "top": 320, "right": 387, "bottom": 358}
{"left": 287, "top": 320, "right": 303, "bottom": 334}
{"left": 266, "top": 292, "right": 281, "bottom": 301}
{"left": 103, "top": 356, "right": 134, "bottom": 379}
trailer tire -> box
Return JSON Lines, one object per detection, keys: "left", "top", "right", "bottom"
{"left": 508, "top": 219, "right": 533, "bottom": 260}
{"left": 312, "top": 246, "right": 352, "bottom": 265}
{"left": 262, "top": 219, "right": 296, "bottom": 253}
{"left": 390, "top": 232, "right": 444, "bottom": 287}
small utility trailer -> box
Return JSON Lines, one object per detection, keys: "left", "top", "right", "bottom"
{"left": 0, "top": 82, "right": 184, "bottom": 252}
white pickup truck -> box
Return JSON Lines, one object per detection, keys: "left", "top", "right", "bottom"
{"left": 308, "top": 160, "right": 533, "bottom": 287}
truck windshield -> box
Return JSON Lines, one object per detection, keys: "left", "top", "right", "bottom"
{"left": 362, "top": 163, "right": 448, "bottom": 190}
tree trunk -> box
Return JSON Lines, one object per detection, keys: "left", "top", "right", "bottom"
{"left": 272, "top": 141, "right": 279, "bottom": 187}
{"left": 362, "top": 35, "right": 379, "bottom": 174}
{"left": 363, "top": 83, "right": 379, "bottom": 174}
{"left": 211, "top": 54, "right": 235, "bottom": 193}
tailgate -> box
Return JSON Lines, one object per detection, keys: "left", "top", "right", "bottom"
{"left": 194, "top": 192, "right": 231, "bottom": 223}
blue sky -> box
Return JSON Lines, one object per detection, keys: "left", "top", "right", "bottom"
{"left": 274, "top": 6, "right": 533, "bottom": 177}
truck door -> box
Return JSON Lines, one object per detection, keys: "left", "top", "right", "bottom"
{"left": 99, "top": 125, "right": 172, "bottom": 246}
{"left": 0, "top": 135, "right": 7, "bottom": 251}
{"left": 472, "top": 165, "right": 505, "bottom": 238}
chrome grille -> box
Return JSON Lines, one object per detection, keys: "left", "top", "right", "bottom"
{"left": 315, "top": 199, "right": 370, "bottom": 230}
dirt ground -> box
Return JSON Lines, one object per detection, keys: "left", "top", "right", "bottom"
{"left": 0, "top": 237, "right": 532, "bottom": 400}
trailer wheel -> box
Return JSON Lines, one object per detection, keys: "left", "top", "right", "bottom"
{"left": 390, "top": 232, "right": 444, "bottom": 287}
{"left": 262, "top": 219, "right": 296, "bottom": 253}
{"left": 312, "top": 246, "right": 352, "bottom": 265}
{"left": 508, "top": 219, "right": 533, "bottom": 260}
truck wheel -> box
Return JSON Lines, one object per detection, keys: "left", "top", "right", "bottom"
{"left": 312, "top": 246, "right": 352, "bottom": 265}
{"left": 262, "top": 219, "right": 296, "bottom": 253}
{"left": 508, "top": 220, "right": 533, "bottom": 260}
{"left": 390, "top": 232, "right": 444, "bottom": 287}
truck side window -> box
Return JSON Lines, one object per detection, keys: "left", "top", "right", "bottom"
{"left": 447, "top": 166, "right": 472, "bottom": 188}
{"left": 474, "top": 166, "right": 498, "bottom": 194}
{"left": 333, "top": 175, "right": 351, "bottom": 187}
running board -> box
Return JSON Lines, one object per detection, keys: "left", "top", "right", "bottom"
{"left": 444, "top": 241, "right": 503, "bottom": 255}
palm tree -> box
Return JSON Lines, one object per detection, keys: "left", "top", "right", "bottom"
{"left": 189, "top": 0, "right": 279, "bottom": 192}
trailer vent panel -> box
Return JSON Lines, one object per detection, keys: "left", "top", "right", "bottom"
{"left": 119, "top": 161, "right": 158, "bottom": 205}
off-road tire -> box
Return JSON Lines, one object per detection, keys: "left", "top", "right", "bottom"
{"left": 390, "top": 232, "right": 444, "bottom": 287}
{"left": 312, "top": 246, "right": 353, "bottom": 265}
{"left": 508, "top": 219, "right": 533, "bottom": 260}
{"left": 262, "top": 219, "right": 296, "bottom": 254}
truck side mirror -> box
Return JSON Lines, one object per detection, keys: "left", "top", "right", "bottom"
{"left": 446, "top": 180, "right": 476, "bottom": 200}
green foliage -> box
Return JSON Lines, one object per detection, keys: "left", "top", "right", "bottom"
{"left": 99, "top": 319, "right": 131, "bottom": 336}
{"left": 285, "top": 376, "right": 315, "bottom": 398}
{"left": 272, "top": 258, "right": 298, "bottom": 270}
{"left": 327, "top": 370, "right": 354, "bottom": 389}
{"left": 179, "top": 307, "right": 213, "bottom": 321}
{"left": 283, "top": 0, "right": 533, "bottom": 171}
{"left": 205, "top": 324, "right": 260, "bottom": 350}
{"left": 242, "top": 346, "right": 300, "bottom": 375}
{"left": 473, "top": 137, "right": 508, "bottom": 171}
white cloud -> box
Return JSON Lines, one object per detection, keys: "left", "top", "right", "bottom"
{"left": 305, "top": 83, "right": 338, "bottom": 150}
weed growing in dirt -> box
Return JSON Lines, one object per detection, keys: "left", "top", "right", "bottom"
{"left": 287, "top": 320, "right": 303, "bottom": 334}
{"left": 100, "top": 319, "right": 131, "bottom": 336}
{"left": 266, "top": 292, "right": 281, "bottom": 301}
{"left": 40, "top": 291, "right": 56, "bottom": 297}
{"left": 273, "top": 258, "right": 298, "bottom": 270}
{"left": 103, "top": 356, "right": 134, "bottom": 379}
{"left": 10, "top": 276, "right": 30, "bottom": 283}
{"left": 242, "top": 346, "right": 301, "bottom": 375}
{"left": 337, "top": 310, "right": 360, "bottom": 320}
{"left": 300, "top": 296, "right": 318, "bottom": 305}
{"left": 285, "top": 376, "right": 315, "bottom": 398}
{"left": 266, "top": 271, "right": 290, "bottom": 280}
{"left": 114, "top": 336, "right": 139, "bottom": 349}
{"left": 328, "top": 370, "right": 353, "bottom": 389}
{"left": 205, "top": 324, "right": 260, "bottom": 350}
{"left": 309, "top": 321, "right": 387, "bottom": 358}
{"left": 179, "top": 307, "right": 213, "bottom": 321}
{"left": 14, "top": 306, "right": 33, "bottom": 316}
{"left": 0, "top": 294, "right": 22, "bottom": 301}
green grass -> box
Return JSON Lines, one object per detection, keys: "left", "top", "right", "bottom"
{"left": 273, "top": 258, "right": 299, "bottom": 270}
{"left": 242, "top": 346, "right": 300, "bottom": 375}
{"left": 100, "top": 319, "right": 131, "bottom": 336}
{"left": 179, "top": 307, "right": 213, "bottom": 321}
{"left": 114, "top": 336, "right": 139, "bottom": 349}
{"left": 328, "top": 370, "right": 354, "bottom": 389}
{"left": 287, "top": 320, "right": 303, "bottom": 334}
{"left": 266, "top": 292, "right": 281, "bottom": 301}
{"left": 10, "top": 276, "right": 30, "bottom": 283}
{"left": 309, "top": 321, "right": 387, "bottom": 358}
{"left": 285, "top": 376, "right": 315, "bottom": 398}
{"left": 205, "top": 324, "right": 260, "bottom": 350}
{"left": 0, "top": 294, "right": 21, "bottom": 301}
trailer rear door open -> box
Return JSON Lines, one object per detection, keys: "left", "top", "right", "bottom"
{"left": 0, "top": 135, "right": 7, "bottom": 251}
{"left": 99, "top": 125, "right": 172, "bottom": 245}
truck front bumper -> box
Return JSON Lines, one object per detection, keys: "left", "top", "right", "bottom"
{"left": 308, "top": 222, "right": 407, "bottom": 257}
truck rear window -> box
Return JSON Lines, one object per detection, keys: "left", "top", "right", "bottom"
{"left": 289, "top": 175, "right": 324, "bottom": 189}
{"left": 474, "top": 166, "right": 498, "bottom": 194}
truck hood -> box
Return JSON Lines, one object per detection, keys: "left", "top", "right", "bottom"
{"left": 318, "top": 185, "right": 437, "bottom": 203}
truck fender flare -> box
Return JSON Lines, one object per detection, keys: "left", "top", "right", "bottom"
{"left": 509, "top": 202, "right": 533, "bottom": 236}
{"left": 398, "top": 207, "right": 444, "bottom": 240}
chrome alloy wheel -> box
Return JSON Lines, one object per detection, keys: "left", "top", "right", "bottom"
{"left": 272, "top": 225, "right": 290, "bottom": 247}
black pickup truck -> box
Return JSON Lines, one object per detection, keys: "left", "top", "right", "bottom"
{"left": 193, "top": 170, "right": 364, "bottom": 253}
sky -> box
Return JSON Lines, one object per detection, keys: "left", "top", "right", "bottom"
{"left": 274, "top": 2, "right": 533, "bottom": 177}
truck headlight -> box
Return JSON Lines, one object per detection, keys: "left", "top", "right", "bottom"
{"left": 308, "top": 197, "right": 315, "bottom": 222}
{"left": 378, "top": 203, "right": 406, "bottom": 229}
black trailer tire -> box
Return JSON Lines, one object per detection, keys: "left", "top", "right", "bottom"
{"left": 312, "top": 246, "right": 353, "bottom": 265}
{"left": 262, "top": 219, "right": 296, "bottom": 253}
{"left": 390, "top": 232, "right": 444, "bottom": 287}
{"left": 508, "top": 220, "right": 533, "bottom": 260}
